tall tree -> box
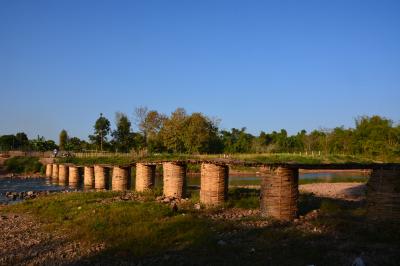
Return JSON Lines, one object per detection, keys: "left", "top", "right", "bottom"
{"left": 159, "top": 108, "right": 187, "bottom": 153}
{"left": 59, "top": 129, "right": 68, "bottom": 150}
{"left": 142, "top": 111, "right": 165, "bottom": 139}
{"left": 221, "top": 128, "right": 254, "bottom": 153}
{"left": 89, "top": 113, "right": 111, "bottom": 151}
{"left": 0, "top": 135, "right": 17, "bottom": 151}
{"left": 112, "top": 112, "right": 134, "bottom": 152}
{"left": 134, "top": 106, "right": 149, "bottom": 133}
{"left": 15, "top": 132, "right": 29, "bottom": 149}
{"left": 182, "top": 113, "right": 221, "bottom": 153}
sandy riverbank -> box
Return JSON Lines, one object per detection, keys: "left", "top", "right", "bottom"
{"left": 300, "top": 182, "right": 366, "bottom": 201}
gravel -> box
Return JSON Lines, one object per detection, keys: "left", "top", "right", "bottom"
{"left": 299, "top": 182, "right": 366, "bottom": 201}
{"left": 0, "top": 212, "right": 104, "bottom": 266}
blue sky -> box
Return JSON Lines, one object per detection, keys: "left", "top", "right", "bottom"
{"left": 0, "top": 0, "right": 399, "bottom": 141}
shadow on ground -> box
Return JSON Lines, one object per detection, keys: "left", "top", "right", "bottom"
{"left": 70, "top": 191, "right": 400, "bottom": 266}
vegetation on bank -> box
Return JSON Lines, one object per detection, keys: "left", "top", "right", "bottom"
{"left": 1, "top": 111, "right": 400, "bottom": 162}
{"left": 3, "top": 190, "right": 399, "bottom": 265}
{"left": 57, "top": 153, "right": 382, "bottom": 167}
{"left": 4, "top": 156, "right": 43, "bottom": 174}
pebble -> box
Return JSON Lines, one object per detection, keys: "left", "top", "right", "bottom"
{"left": 0, "top": 213, "right": 105, "bottom": 265}
{"left": 3, "top": 190, "right": 62, "bottom": 202}
{"left": 163, "top": 197, "right": 171, "bottom": 203}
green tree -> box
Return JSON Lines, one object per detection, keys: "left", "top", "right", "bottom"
{"left": 353, "top": 115, "right": 394, "bottom": 157}
{"left": 59, "top": 129, "right": 68, "bottom": 150}
{"left": 65, "top": 137, "right": 88, "bottom": 152}
{"left": 143, "top": 111, "right": 165, "bottom": 140}
{"left": 15, "top": 132, "right": 29, "bottom": 150}
{"left": 183, "top": 112, "right": 221, "bottom": 153}
{"left": 112, "top": 112, "right": 135, "bottom": 152}
{"left": 0, "top": 135, "right": 17, "bottom": 151}
{"left": 221, "top": 128, "right": 254, "bottom": 153}
{"left": 30, "top": 136, "right": 58, "bottom": 152}
{"left": 159, "top": 108, "right": 187, "bottom": 153}
{"left": 89, "top": 113, "right": 111, "bottom": 151}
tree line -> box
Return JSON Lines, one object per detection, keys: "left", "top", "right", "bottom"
{"left": 1, "top": 108, "right": 399, "bottom": 158}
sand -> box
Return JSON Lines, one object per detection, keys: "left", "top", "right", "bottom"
{"left": 299, "top": 182, "right": 366, "bottom": 201}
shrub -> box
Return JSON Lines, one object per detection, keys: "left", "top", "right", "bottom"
{"left": 4, "top": 156, "right": 43, "bottom": 174}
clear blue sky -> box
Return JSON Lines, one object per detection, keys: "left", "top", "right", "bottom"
{"left": 1, "top": 0, "right": 399, "bottom": 141}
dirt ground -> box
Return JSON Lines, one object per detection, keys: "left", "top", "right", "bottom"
{"left": 0, "top": 213, "right": 104, "bottom": 266}
{"left": 300, "top": 182, "right": 366, "bottom": 201}
{"left": 0, "top": 183, "right": 388, "bottom": 266}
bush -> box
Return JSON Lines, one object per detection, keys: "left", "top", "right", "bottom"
{"left": 4, "top": 156, "right": 43, "bottom": 174}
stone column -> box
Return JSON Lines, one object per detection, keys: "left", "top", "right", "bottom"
{"left": 260, "top": 166, "right": 299, "bottom": 221}
{"left": 135, "top": 163, "right": 156, "bottom": 192}
{"left": 69, "top": 166, "right": 80, "bottom": 187}
{"left": 367, "top": 167, "right": 400, "bottom": 222}
{"left": 45, "top": 164, "right": 52, "bottom": 178}
{"left": 163, "top": 162, "right": 186, "bottom": 198}
{"left": 52, "top": 164, "right": 59, "bottom": 179}
{"left": 200, "top": 163, "right": 229, "bottom": 206}
{"left": 58, "top": 164, "right": 69, "bottom": 185}
{"left": 112, "top": 166, "right": 129, "bottom": 191}
{"left": 94, "top": 165, "right": 108, "bottom": 190}
{"left": 84, "top": 166, "right": 95, "bottom": 188}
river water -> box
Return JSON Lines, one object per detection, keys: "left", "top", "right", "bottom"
{"left": 0, "top": 171, "right": 369, "bottom": 204}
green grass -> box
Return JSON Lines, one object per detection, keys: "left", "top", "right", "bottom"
{"left": 3, "top": 189, "right": 400, "bottom": 265}
{"left": 227, "top": 187, "right": 260, "bottom": 209}
{"left": 217, "top": 153, "right": 377, "bottom": 164}
{"left": 57, "top": 156, "right": 133, "bottom": 166}
{"left": 57, "top": 152, "right": 395, "bottom": 169}
{"left": 8, "top": 191, "right": 213, "bottom": 257}
{"left": 4, "top": 156, "right": 43, "bottom": 174}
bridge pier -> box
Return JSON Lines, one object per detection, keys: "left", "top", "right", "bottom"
{"left": 200, "top": 163, "right": 229, "bottom": 206}
{"left": 84, "top": 166, "right": 95, "bottom": 188}
{"left": 58, "top": 164, "right": 69, "bottom": 185}
{"left": 260, "top": 166, "right": 299, "bottom": 221}
{"left": 68, "top": 166, "right": 80, "bottom": 187}
{"left": 367, "top": 167, "right": 400, "bottom": 222}
{"left": 163, "top": 162, "right": 186, "bottom": 198}
{"left": 112, "top": 166, "right": 129, "bottom": 191}
{"left": 94, "top": 165, "right": 108, "bottom": 190}
{"left": 45, "top": 164, "right": 52, "bottom": 178}
{"left": 136, "top": 163, "right": 156, "bottom": 192}
{"left": 52, "top": 164, "right": 59, "bottom": 179}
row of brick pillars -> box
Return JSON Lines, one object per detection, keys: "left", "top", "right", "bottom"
{"left": 45, "top": 163, "right": 400, "bottom": 222}
{"left": 47, "top": 162, "right": 229, "bottom": 205}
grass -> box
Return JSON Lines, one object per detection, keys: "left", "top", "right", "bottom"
{"left": 3, "top": 189, "right": 400, "bottom": 265}
{"left": 8, "top": 191, "right": 213, "bottom": 257}
{"left": 57, "top": 156, "right": 133, "bottom": 166}
{"left": 57, "top": 152, "right": 394, "bottom": 168}
{"left": 4, "top": 156, "right": 43, "bottom": 174}
{"left": 227, "top": 187, "right": 260, "bottom": 209}
{"left": 201, "top": 153, "right": 378, "bottom": 164}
